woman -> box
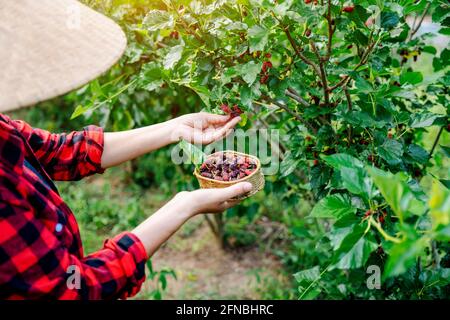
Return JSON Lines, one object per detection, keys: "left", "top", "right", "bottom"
{"left": 0, "top": 0, "right": 252, "bottom": 299}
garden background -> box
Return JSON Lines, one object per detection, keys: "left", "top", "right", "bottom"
{"left": 11, "top": 0, "right": 449, "bottom": 299}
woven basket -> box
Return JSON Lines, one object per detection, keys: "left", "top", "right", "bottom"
{"left": 194, "top": 151, "right": 265, "bottom": 200}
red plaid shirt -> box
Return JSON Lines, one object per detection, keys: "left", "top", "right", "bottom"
{"left": 0, "top": 113, "right": 147, "bottom": 300}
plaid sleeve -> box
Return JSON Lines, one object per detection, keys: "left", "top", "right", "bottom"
{"left": 10, "top": 118, "right": 105, "bottom": 181}
{"left": 0, "top": 183, "right": 147, "bottom": 300}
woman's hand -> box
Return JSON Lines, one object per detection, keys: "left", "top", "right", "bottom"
{"left": 174, "top": 182, "right": 253, "bottom": 215}
{"left": 171, "top": 112, "right": 241, "bottom": 145}
{"left": 132, "top": 182, "right": 252, "bottom": 257}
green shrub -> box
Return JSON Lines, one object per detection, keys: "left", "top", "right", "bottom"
{"left": 34, "top": 0, "right": 450, "bottom": 299}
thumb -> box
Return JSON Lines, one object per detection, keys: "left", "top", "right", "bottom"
{"left": 219, "top": 182, "right": 253, "bottom": 201}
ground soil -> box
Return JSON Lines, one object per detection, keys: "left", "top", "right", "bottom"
{"left": 140, "top": 215, "right": 284, "bottom": 299}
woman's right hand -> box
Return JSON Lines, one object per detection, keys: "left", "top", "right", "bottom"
{"left": 174, "top": 182, "right": 253, "bottom": 215}
{"left": 132, "top": 182, "right": 253, "bottom": 258}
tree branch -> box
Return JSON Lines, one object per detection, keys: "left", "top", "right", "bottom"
{"left": 286, "top": 87, "right": 310, "bottom": 107}
{"left": 431, "top": 240, "right": 441, "bottom": 268}
{"left": 328, "top": 34, "right": 377, "bottom": 92}
{"left": 283, "top": 26, "right": 322, "bottom": 77}
{"left": 344, "top": 86, "right": 353, "bottom": 146}
{"left": 310, "top": 41, "right": 330, "bottom": 106}
{"left": 204, "top": 214, "right": 218, "bottom": 237}
{"left": 324, "top": 0, "right": 334, "bottom": 61}
{"left": 428, "top": 126, "right": 444, "bottom": 161}
{"left": 270, "top": 99, "right": 317, "bottom": 134}
{"left": 410, "top": 2, "right": 431, "bottom": 40}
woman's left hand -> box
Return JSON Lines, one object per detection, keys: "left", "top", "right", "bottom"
{"left": 171, "top": 112, "right": 241, "bottom": 145}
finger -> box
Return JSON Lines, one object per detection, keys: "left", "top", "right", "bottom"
{"left": 217, "top": 182, "right": 253, "bottom": 202}
{"left": 202, "top": 112, "right": 231, "bottom": 124}
{"left": 200, "top": 127, "right": 227, "bottom": 145}
{"left": 225, "top": 116, "right": 241, "bottom": 129}
{"left": 221, "top": 199, "right": 241, "bottom": 210}
{"left": 208, "top": 117, "right": 241, "bottom": 142}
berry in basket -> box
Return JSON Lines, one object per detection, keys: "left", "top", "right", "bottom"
{"left": 199, "top": 152, "right": 257, "bottom": 182}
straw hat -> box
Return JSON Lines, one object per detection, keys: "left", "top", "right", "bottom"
{"left": 0, "top": 0, "right": 127, "bottom": 112}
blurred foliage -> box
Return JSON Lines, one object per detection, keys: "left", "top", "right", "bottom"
{"left": 10, "top": 0, "right": 450, "bottom": 299}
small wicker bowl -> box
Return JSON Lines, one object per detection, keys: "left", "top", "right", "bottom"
{"left": 194, "top": 150, "right": 265, "bottom": 200}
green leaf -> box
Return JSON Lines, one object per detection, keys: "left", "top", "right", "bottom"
{"left": 351, "top": 29, "right": 368, "bottom": 46}
{"left": 280, "top": 152, "right": 300, "bottom": 177}
{"left": 332, "top": 224, "right": 378, "bottom": 270}
{"left": 294, "top": 266, "right": 320, "bottom": 283}
{"left": 440, "top": 48, "right": 450, "bottom": 65}
{"left": 310, "top": 194, "right": 356, "bottom": 220}
{"left": 163, "top": 45, "right": 184, "bottom": 70}
{"left": 143, "top": 10, "right": 175, "bottom": 31}
{"left": 404, "top": 0, "right": 428, "bottom": 15}
{"left": 222, "top": 61, "right": 262, "bottom": 86}
{"left": 322, "top": 153, "right": 371, "bottom": 197}
{"left": 248, "top": 25, "right": 269, "bottom": 53}
{"left": 354, "top": 76, "right": 373, "bottom": 93}
{"left": 368, "top": 167, "right": 417, "bottom": 222}
{"left": 400, "top": 71, "right": 423, "bottom": 85}
{"left": 429, "top": 180, "right": 450, "bottom": 228}
{"left": 407, "top": 144, "right": 429, "bottom": 164}
{"left": 294, "top": 266, "right": 322, "bottom": 300}
{"left": 439, "top": 27, "right": 450, "bottom": 35}
{"left": 378, "top": 139, "right": 404, "bottom": 165}
{"left": 239, "top": 86, "right": 252, "bottom": 108}
{"left": 236, "top": 61, "right": 262, "bottom": 86}
{"left": 139, "top": 62, "right": 165, "bottom": 91}
{"left": 422, "top": 46, "right": 437, "bottom": 55}
{"left": 440, "top": 145, "right": 450, "bottom": 157}
{"left": 187, "top": 84, "right": 211, "bottom": 108}
{"left": 439, "top": 179, "right": 450, "bottom": 189}
{"left": 322, "top": 153, "right": 364, "bottom": 170}
{"left": 432, "top": 5, "right": 450, "bottom": 23}
{"left": 329, "top": 215, "right": 360, "bottom": 250}
{"left": 409, "top": 113, "right": 442, "bottom": 128}
{"left": 341, "top": 166, "right": 371, "bottom": 197}
{"left": 347, "top": 5, "right": 370, "bottom": 28}
{"left": 71, "top": 104, "right": 91, "bottom": 119}
{"left": 384, "top": 237, "right": 427, "bottom": 278}
{"left": 381, "top": 11, "right": 400, "bottom": 29}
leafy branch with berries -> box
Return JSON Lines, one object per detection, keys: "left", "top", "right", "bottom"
{"left": 73, "top": 0, "right": 449, "bottom": 299}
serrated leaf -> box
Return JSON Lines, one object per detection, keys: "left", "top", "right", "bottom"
{"left": 332, "top": 224, "right": 378, "bottom": 270}
{"left": 295, "top": 266, "right": 322, "bottom": 300}
{"left": 378, "top": 139, "right": 404, "bottom": 165}
{"left": 143, "top": 10, "right": 174, "bottom": 31}
{"left": 188, "top": 84, "right": 211, "bottom": 107}
{"left": 139, "top": 62, "right": 165, "bottom": 91}
{"left": 163, "top": 45, "right": 184, "bottom": 70}
{"left": 406, "top": 144, "right": 429, "bottom": 164}
{"left": 280, "top": 152, "right": 300, "bottom": 177}
{"left": 239, "top": 61, "right": 262, "bottom": 86}
{"left": 294, "top": 266, "right": 320, "bottom": 283}
{"left": 409, "top": 113, "right": 442, "bottom": 128}
{"left": 248, "top": 25, "right": 268, "bottom": 53}
{"left": 310, "top": 194, "right": 356, "bottom": 220}
{"left": 381, "top": 11, "right": 400, "bottom": 29}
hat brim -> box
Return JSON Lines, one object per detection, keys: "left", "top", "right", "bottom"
{"left": 0, "top": 0, "right": 127, "bottom": 112}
